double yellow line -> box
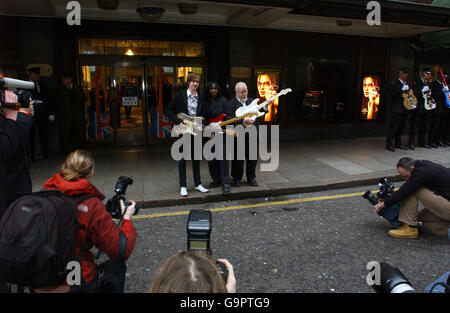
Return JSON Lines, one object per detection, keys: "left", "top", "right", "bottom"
{"left": 132, "top": 190, "right": 372, "bottom": 220}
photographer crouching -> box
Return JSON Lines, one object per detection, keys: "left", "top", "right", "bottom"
{"left": 374, "top": 157, "right": 450, "bottom": 239}
{"left": 38, "top": 149, "right": 137, "bottom": 293}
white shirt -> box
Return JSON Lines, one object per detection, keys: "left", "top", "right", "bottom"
{"left": 237, "top": 96, "right": 247, "bottom": 107}
{"left": 187, "top": 89, "right": 198, "bottom": 117}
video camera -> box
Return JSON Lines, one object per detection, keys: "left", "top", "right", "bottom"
{"left": 186, "top": 209, "right": 228, "bottom": 282}
{"left": 0, "top": 77, "right": 41, "bottom": 109}
{"left": 362, "top": 177, "right": 400, "bottom": 228}
{"left": 105, "top": 176, "right": 139, "bottom": 219}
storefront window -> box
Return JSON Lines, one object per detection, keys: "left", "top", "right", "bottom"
{"left": 297, "top": 59, "right": 350, "bottom": 124}
{"left": 78, "top": 39, "right": 204, "bottom": 57}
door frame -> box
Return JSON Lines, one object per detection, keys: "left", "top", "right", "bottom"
{"left": 79, "top": 57, "right": 205, "bottom": 146}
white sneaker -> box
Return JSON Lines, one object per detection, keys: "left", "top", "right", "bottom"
{"left": 195, "top": 184, "right": 209, "bottom": 193}
{"left": 180, "top": 187, "right": 188, "bottom": 197}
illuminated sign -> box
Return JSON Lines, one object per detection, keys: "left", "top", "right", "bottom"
{"left": 255, "top": 70, "right": 280, "bottom": 122}
{"left": 361, "top": 74, "right": 381, "bottom": 120}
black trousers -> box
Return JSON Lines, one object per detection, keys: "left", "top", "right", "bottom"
{"left": 231, "top": 133, "right": 257, "bottom": 181}
{"left": 408, "top": 110, "right": 431, "bottom": 146}
{"left": 428, "top": 113, "right": 445, "bottom": 145}
{"left": 386, "top": 113, "right": 408, "bottom": 148}
{"left": 208, "top": 135, "right": 229, "bottom": 186}
{"left": 178, "top": 136, "right": 201, "bottom": 188}
{"left": 29, "top": 112, "right": 49, "bottom": 158}
{"left": 437, "top": 111, "right": 450, "bottom": 144}
{"left": 70, "top": 260, "right": 126, "bottom": 293}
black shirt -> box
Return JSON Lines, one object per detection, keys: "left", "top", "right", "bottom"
{"left": 384, "top": 160, "right": 450, "bottom": 207}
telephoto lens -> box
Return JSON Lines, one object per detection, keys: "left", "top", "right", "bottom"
{"left": 372, "top": 263, "right": 415, "bottom": 293}
{"left": 363, "top": 190, "right": 379, "bottom": 205}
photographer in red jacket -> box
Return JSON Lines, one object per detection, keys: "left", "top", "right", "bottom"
{"left": 41, "top": 149, "right": 137, "bottom": 293}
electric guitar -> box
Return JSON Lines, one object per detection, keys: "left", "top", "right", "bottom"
{"left": 235, "top": 88, "right": 292, "bottom": 121}
{"left": 206, "top": 112, "right": 258, "bottom": 137}
{"left": 440, "top": 67, "right": 450, "bottom": 108}
{"left": 174, "top": 113, "right": 204, "bottom": 136}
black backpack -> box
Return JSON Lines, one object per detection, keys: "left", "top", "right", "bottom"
{"left": 0, "top": 190, "right": 93, "bottom": 288}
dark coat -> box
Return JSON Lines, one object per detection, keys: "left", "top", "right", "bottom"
{"left": 384, "top": 160, "right": 450, "bottom": 208}
{"left": 202, "top": 96, "right": 232, "bottom": 123}
{"left": 165, "top": 89, "right": 205, "bottom": 125}
{"left": 390, "top": 80, "right": 408, "bottom": 114}
{"left": 412, "top": 78, "right": 428, "bottom": 113}
{"left": 2, "top": 112, "right": 33, "bottom": 207}
{"left": 229, "top": 96, "right": 260, "bottom": 127}
{"left": 0, "top": 117, "right": 20, "bottom": 217}
{"left": 431, "top": 80, "right": 447, "bottom": 115}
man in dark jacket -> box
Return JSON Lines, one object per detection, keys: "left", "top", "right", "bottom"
{"left": 166, "top": 72, "right": 208, "bottom": 197}
{"left": 0, "top": 107, "right": 20, "bottom": 217}
{"left": 374, "top": 157, "right": 450, "bottom": 238}
{"left": 2, "top": 107, "right": 34, "bottom": 208}
{"left": 386, "top": 68, "right": 410, "bottom": 152}
{"left": 56, "top": 75, "right": 87, "bottom": 154}
{"left": 408, "top": 68, "right": 433, "bottom": 150}
{"left": 429, "top": 72, "right": 449, "bottom": 147}
{"left": 229, "top": 82, "right": 260, "bottom": 187}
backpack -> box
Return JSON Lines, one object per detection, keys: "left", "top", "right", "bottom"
{"left": 0, "top": 190, "right": 93, "bottom": 288}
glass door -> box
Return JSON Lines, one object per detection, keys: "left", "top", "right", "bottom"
{"left": 81, "top": 64, "right": 114, "bottom": 146}
{"left": 114, "top": 63, "right": 146, "bottom": 146}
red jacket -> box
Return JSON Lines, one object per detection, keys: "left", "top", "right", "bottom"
{"left": 44, "top": 173, "right": 137, "bottom": 284}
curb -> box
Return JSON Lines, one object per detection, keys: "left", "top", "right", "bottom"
{"left": 137, "top": 173, "right": 408, "bottom": 209}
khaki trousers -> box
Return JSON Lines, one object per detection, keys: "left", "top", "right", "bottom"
{"left": 399, "top": 187, "right": 450, "bottom": 235}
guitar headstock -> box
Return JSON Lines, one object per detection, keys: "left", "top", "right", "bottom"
{"left": 279, "top": 88, "right": 292, "bottom": 96}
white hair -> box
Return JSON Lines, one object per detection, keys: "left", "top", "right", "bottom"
{"left": 235, "top": 82, "right": 247, "bottom": 93}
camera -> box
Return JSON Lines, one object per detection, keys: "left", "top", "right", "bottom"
{"left": 186, "top": 209, "right": 228, "bottom": 282}
{"left": 371, "top": 262, "right": 415, "bottom": 293}
{"left": 363, "top": 177, "right": 400, "bottom": 228}
{"left": 105, "top": 176, "right": 139, "bottom": 219}
{"left": 0, "top": 77, "right": 41, "bottom": 109}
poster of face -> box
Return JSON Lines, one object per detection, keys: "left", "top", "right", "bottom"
{"left": 255, "top": 69, "right": 280, "bottom": 122}
{"left": 361, "top": 74, "right": 381, "bottom": 120}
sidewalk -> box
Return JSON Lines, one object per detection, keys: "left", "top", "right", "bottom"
{"left": 30, "top": 137, "right": 450, "bottom": 208}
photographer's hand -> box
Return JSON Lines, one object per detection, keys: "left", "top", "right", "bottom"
{"left": 374, "top": 200, "right": 385, "bottom": 214}
{"left": 120, "top": 199, "right": 136, "bottom": 220}
{"left": 217, "top": 258, "right": 236, "bottom": 293}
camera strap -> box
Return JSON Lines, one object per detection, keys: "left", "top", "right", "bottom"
{"left": 117, "top": 231, "right": 127, "bottom": 263}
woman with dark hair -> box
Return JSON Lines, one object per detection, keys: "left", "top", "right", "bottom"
{"left": 202, "top": 81, "right": 233, "bottom": 194}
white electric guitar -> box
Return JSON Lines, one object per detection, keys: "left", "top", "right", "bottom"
{"left": 235, "top": 88, "right": 292, "bottom": 122}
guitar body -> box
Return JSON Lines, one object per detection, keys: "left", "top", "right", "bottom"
{"left": 235, "top": 99, "right": 266, "bottom": 121}
{"left": 207, "top": 113, "right": 227, "bottom": 125}
{"left": 443, "top": 89, "right": 450, "bottom": 108}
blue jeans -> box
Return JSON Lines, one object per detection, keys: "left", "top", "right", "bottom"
{"left": 379, "top": 204, "right": 401, "bottom": 228}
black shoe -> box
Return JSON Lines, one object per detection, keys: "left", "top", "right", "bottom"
{"left": 437, "top": 142, "right": 446, "bottom": 147}
{"left": 395, "top": 145, "right": 408, "bottom": 150}
{"left": 209, "top": 181, "right": 221, "bottom": 188}
{"left": 408, "top": 144, "right": 415, "bottom": 150}
{"left": 386, "top": 146, "right": 395, "bottom": 152}
{"left": 223, "top": 184, "right": 230, "bottom": 194}
{"left": 418, "top": 144, "right": 431, "bottom": 149}
{"left": 248, "top": 178, "right": 258, "bottom": 187}
{"left": 232, "top": 180, "right": 241, "bottom": 187}
{"left": 429, "top": 143, "right": 438, "bottom": 148}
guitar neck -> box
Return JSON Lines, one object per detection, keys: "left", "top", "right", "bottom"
{"left": 256, "top": 93, "right": 283, "bottom": 110}
{"left": 219, "top": 115, "right": 246, "bottom": 127}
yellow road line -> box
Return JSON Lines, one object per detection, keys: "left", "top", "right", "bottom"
{"left": 132, "top": 189, "right": 387, "bottom": 220}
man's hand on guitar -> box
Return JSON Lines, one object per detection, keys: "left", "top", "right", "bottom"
{"left": 243, "top": 117, "right": 254, "bottom": 126}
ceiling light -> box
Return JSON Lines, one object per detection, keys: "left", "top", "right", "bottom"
{"left": 97, "top": 0, "right": 119, "bottom": 10}
{"left": 178, "top": 3, "right": 198, "bottom": 15}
